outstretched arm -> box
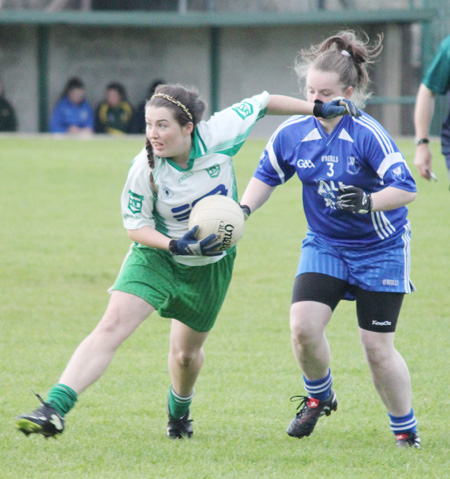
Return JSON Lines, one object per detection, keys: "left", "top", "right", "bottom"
{"left": 240, "top": 177, "right": 277, "bottom": 216}
{"left": 266, "top": 95, "right": 315, "bottom": 116}
{"left": 266, "top": 95, "right": 360, "bottom": 118}
{"left": 414, "top": 84, "right": 435, "bottom": 180}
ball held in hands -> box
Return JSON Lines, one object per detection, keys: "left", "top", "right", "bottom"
{"left": 169, "top": 226, "right": 223, "bottom": 256}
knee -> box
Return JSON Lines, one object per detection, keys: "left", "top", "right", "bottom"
{"left": 361, "top": 338, "right": 393, "bottom": 368}
{"left": 94, "top": 311, "right": 122, "bottom": 336}
{"left": 89, "top": 309, "right": 129, "bottom": 347}
{"left": 172, "top": 349, "right": 202, "bottom": 369}
{"left": 290, "top": 302, "right": 330, "bottom": 346}
{"left": 290, "top": 317, "right": 315, "bottom": 345}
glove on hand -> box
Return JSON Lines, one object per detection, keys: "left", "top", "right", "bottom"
{"left": 313, "top": 99, "right": 361, "bottom": 119}
{"left": 336, "top": 185, "right": 372, "bottom": 214}
{"left": 239, "top": 204, "right": 251, "bottom": 221}
{"left": 338, "top": 98, "right": 361, "bottom": 117}
{"left": 169, "top": 226, "right": 223, "bottom": 256}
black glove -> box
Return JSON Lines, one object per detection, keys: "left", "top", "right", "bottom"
{"left": 239, "top": 204, "right": 251, "bottom": 221}
{"left": 169, "top": 226, "right": 223, "bottom": 256}
{"left": 313, "top": 99, "right": 361, "bottom": 119}
{"left": 336, "top": 185, "right": 372, "bottom": 214}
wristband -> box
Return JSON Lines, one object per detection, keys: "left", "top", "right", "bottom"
{"left": 415, "top": 138, "right": 429, "bottom": 146}
{"left": 313, "top": 100, "right": 323, "bottom": 118}
{"left": 240, "top": 204, "right": 251, "bottom": 220}
{"left": 169, "top": 239, "right": 178, "bottom": 254}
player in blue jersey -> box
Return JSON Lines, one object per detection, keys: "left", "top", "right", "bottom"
{"left": 16, "top": 83, "right": 359, "bottom": 440}
{"left": 240, "top": 31, "right": 421, "bottom": 448}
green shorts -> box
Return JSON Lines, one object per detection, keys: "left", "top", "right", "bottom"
{"left": 110, "top": 245, "right": 236, "bottom": 332}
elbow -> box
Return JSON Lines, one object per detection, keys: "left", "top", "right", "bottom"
{"left": 127, "top": 229, "right": 137, "bottom": 241}
{"left": 407, "top": 191, "right": 418, "bottom": 204}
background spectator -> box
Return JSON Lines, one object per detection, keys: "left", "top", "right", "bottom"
{"left": 130, "top": 79, "right": 165, "bottom": 134}
{"left": 414, "top": 34, "right": 450, "bottom": 186}
{"left": 0, "top": 77, "right": 17, "bottom": 132}
{"left": 49, "top": 77, "right": 94, "bottom": 134}
{"left": 95, "top": 82, "right": 134, "bottom": 134}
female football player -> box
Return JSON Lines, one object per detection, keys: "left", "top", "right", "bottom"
{"left": 240, "top": 31, "right": 421, "bottom": 448}
{"left": 16, "top": 83, "right": 359, "bottom": 439}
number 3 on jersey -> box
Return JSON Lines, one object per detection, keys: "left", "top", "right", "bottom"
{"left": 327, "top": 162, "right": 334, "bottom": 177}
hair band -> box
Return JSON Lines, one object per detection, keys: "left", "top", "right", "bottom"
{"left": 341, "top": 50, "right": 351, "bottom": 57}
{"left": 151, "top": 93, "right": 193, "bottom": 120}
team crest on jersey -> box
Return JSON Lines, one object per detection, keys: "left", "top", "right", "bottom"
{"left": 392, "top": 165, "right": 406, "bottom": 182}
{"left": 232, "top": 101, "right": 254, "bottom": 119}
{"left": 206, "top": 164, "right": 221, "bottom": 178}
{"left": 128, "top": 190, "right": 144, "bottom": 214}
{"left": 346, "top": 156, "right": 361, "bottom": 175}
{"left": 161, "top": 185, "right": 173, "bottom": 199}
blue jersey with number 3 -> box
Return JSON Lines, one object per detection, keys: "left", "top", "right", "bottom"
{"left": 254, "top": 113, "right": 416, "bottom": 247}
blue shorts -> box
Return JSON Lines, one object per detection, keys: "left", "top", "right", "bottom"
{"left": 296, "top": 228, "right": 415, "bottom": 300}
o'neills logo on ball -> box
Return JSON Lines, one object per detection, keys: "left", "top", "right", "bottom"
{"left": 217, "top": 221, "right": 235, "bottom": 249}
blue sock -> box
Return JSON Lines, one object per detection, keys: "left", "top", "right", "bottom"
{"left": 388, "top": 409, "right": 417, "bottom": 435}
{"left": 303, "top": 369, "right": 332, "bottom": 401}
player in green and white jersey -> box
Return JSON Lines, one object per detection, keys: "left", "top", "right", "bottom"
{"left": 16, "top": 83, "right": 360, "bottom": 440}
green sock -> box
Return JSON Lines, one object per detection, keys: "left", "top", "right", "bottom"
{"left": 46, "top": 383, "right": 78, "bottom": 417}
{"left": 168, "top": 386, "right": 194, "bottom": 419}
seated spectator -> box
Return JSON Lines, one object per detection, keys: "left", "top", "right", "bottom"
{"left": 95, "top": 82, "right": 134, "bottom": 134}
{"left": 130, "top": 79, "right": 165, "bottom": 134}
{"left": 49, "top": 77, "right": 94, "bottom": 134}
{"left": 0, "top": 77, "right": 18, "bottom": 132}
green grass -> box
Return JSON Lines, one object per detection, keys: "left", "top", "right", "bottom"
{"left": 1, "top": 136, "right": 449, "bottom": 478}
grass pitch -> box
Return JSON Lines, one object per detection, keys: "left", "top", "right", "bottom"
{"left": 1, "top": 135, "right": 449, "bottom": 478}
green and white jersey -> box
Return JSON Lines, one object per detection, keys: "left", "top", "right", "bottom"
{"left": 121, "top": 91, "right": 270, "bottom": 266}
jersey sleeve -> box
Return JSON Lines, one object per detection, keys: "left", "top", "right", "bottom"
{"left": 422, "top": 35, "right": 450, "bottom": 95}
{"left": 253, "top": 121, "right": 297, "bottom": 186}
{"left": 192, "top": 91, "right": 270, "bottom": 159}
{"left": 358, "top": 116, "right": 417, "bottom": 192}
{"left": 121, "top": 149, "right": 156, "bottom": 230}
{"left": 376, "top": 153, "right": 416, "bottom": 192}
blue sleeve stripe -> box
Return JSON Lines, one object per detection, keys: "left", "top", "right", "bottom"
{"left": 354, "top": 116, "right": 394, "bottom": 157}
{"left": 266, "top": 142, "right": 286, "bottom": 184}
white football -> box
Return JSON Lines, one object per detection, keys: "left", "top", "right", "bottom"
{"left": 188, "top": 195, "right": 245, "bottom": 251}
